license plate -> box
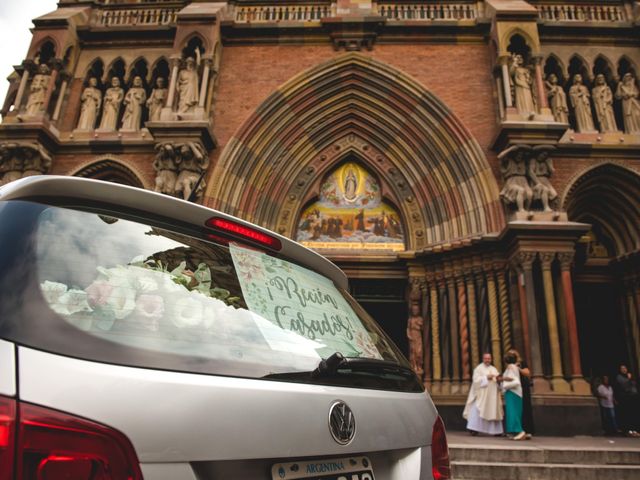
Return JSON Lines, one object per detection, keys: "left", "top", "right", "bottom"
{"left": 271, "top": 456, "right": 375, "bottom": 480}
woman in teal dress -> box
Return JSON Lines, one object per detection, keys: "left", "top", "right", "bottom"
{"left": 502, "top": 353, "right": 526, "bottom": 440}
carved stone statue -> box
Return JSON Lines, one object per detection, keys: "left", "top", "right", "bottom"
{"left": 529, "top": 146, "right": 558, "bottom": 212}
{"left": 77, "top": 77, "right": 102, "bottom": 130}
{"left": 25, "top": 64, "right": 51, "bottom": 116}
{"left": 0, "top": 143, "right": 23, "bottom": 186}
{"left": 592, "top": 74, "right": 618, "bottom": 133}
{"left": 569, "top": 74, "right": 596, "bottom": 132}
{"left": 0, "top": 143, "right": 52, "bottom": 185}
{"left": 146, "top": 77, "right": 168, "bottom": 122}
{"left": 174, "top": 142, "right": 208, "bottom": 200}
{"left": 616, "top": 73, "right": 640, "bottom": 134}
{"left": 99, "top": 77, "right": 124, "bottom": 131}
{"left": 510, "top": 54, "right": 536, "bottom": 119}
{"left": 499, "top": 144, "right": 533, "bottom": 212}
{"left": 176, "top": 58, "right": 199, "bottom": 114}
{"left": 121, "top": 76, "right": 147, "bottom": 131}
{"left": 545, "top": 74, "right": 569, "bottom": 123}
{"left": 407, "top": 302, "right": 424, "bottom": 377}
{"left": 153, "top": 143, "right": 179, "bottom": 195}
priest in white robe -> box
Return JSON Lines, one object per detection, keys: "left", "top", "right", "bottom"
{"left": 463, "top": 353, "right": 504, "bottom": 435}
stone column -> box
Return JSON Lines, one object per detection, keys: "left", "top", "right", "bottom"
{"left": 532, "top": 55, "right": 555, "bottom": 119}
{"left": 428, "top": 276, "right": 442, "bottom": 394}
{"left": 446, "top": 273, "right": 460, "bottom": 393}
{"left": 625, "top": 279, "right": 640, "bottom": 373}
{"left": 457, "top": 274, "right": 471, "bottom": 392}
{"left": 540, "top": 253, "right": 571, "bottom": 393}
{"left": 486, "top": 268, "right": 502, "bottom": 369}
{"left": 498, "top": 55, "right": 513, "bottom": 108}
{"left": 513, "top": 263, "right": 532, "bottom": 365}
{"left": 198, "top": 56, "right": 213, "bottom": 109}
{"left": 557, "top": 252, "right": 591, "bottom": 394}
{"left": 164, "top": 55, "right": 181, "bottom": 115}
{"left": 516, "top": 252, "right": 551, "bottom": 393}
{"left": 421, "top": 280, "right": 431, "bottom": 386}
{"left": 42, "top": 60, "right": 62, "bottom": 117}
{"left": 496, "top": 266, "right": 513, "bottom": 355}
{"left": 52, "top": 74, "right": 69, "bottom": 122}
{"left": 465, "top": 271, "right": 480, "bottom": 369}
{"left": 14, "top": 62, "right": 33, "bottom": 113}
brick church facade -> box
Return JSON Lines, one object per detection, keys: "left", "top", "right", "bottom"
{"left": 1, "top": 0, "right": 639, "bottom": 433}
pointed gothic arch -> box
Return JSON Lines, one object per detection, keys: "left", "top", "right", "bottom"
{"left": 563, "top": 163, "right": 640, "bottom": 256}
{"left": 70, "top": 158, "right": 148, "bottom": 190}
{"left": 207, "top": 53, "right": 502, "bottom": 250}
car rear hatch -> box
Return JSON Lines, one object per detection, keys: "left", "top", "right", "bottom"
{"left": 0, "top": 177, "right": 442, "bottom": 479}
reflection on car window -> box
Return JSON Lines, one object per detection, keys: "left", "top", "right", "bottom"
{"left": 35, "top": 208, "right": 395, "bottom": 375}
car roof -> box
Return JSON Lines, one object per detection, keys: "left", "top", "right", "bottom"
{"left": 0, "top": 176, "right": 348, "bottom": 289}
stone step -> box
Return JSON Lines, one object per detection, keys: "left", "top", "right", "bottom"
{"left": 451, "top": 460, "right": 640, "bottom": 480}
{"left": 450, "top": 445, "right": 640, "bottom": 465}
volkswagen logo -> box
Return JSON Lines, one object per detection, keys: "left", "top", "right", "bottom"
{"left": 328, "top": 401, "right": 356, "bottom": 445}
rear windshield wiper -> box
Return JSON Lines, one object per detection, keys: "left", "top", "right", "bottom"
{"left": 312, "top": 352, "right": 417, "bottom": 379}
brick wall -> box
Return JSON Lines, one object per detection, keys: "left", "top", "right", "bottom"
{"left": 211, "top": 43, "right": 500, "bottom": 177}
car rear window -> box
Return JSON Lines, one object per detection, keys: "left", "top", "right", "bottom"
{"left": 0, "top": 200, "right": 419, "bottom": 392}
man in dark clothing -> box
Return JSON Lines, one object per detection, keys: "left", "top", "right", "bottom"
{"left": 615, "top": 364, "right": 640, "bottom": 437}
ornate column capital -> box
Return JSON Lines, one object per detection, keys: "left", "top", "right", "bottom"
{"left": 557, "top": 252, "right": 575, "bottom": 271}
{"left": 530, "top": 54, "right": 545, "bottom": 66}
{"left": 169, "top": 54, "right": 182, "bottom": 68}
{"left": 496, "top": 55, "right": 512, "bottom": 67}
{"left": 513, "top": 251, "right": 537, "bottom": 271}
{"left": 539, "top": 252, "right": 555, "bottom": 270}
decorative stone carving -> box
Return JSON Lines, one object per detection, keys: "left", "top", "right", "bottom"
{"left": 25, "top": 64, "right": 51, "bottom": 116}
{"left": 407, "top": 281, "right": 424, "bottom": 377}
{"left": 77, "top": 78, "right": 102, "bottom": 130}
{"left": 147, "top": 77, "right": 167, "bottom": 122}
{"left": 99, "top": 77, "right": 124, "bottom": 131}
{"left": 175, "top": 142, "right": 208, "bottom": 200}
{"left": 121, "top": 76, "right": 147, "bottom": 131}
{"left": 569, "top": 74, "right": 596, "bottom": 133}
{"left": 510, "top": 54, "right": 536, "bottom": 119}
{"left": 0, "top": 143, "right": 23, "bottom": 186}
{"left": 176, "top": 58, "right": 199, "bottom": 115}
{"left": 153, "top": 143, "right": 179, "bottom": 195}
{"left": 529, "top": 145, "right": 557, "bottom": 212}
{"left": 499, "top": 144, "right": 533, "bottom": 212}
{"left": 615, "top": 73, "right": 640, "bottom": 134}
{"left": 592, "top": 74, "right": 618, "bottom": 133}
{"left": 545, "top": 74, "right": 569, "bottom": 123}
{"left": 0, "top": 143, "right": 52, "bottom": 185}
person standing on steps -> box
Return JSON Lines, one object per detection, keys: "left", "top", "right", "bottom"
{"left": 463, "top": 353, "right": 504, "bottom": 436}
{"left": 597, "top": 375, "right": 620, "bottom": 435}
{"left": 502, "top": 352, "right": 526, "bottom": 440}
{"left": 508, "top": 348, "right": 534, "bottom": 437}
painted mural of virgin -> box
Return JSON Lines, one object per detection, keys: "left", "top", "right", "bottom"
{"left": 296, "top": 163, "right": 405, "bottom": 252}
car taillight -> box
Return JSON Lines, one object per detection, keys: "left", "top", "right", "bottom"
{"left": 0, "top": 395, "right": 143, "bottom": 480}
{"left": 431, "top": 415, "right": 451, "bottom": 480}
{"left": 205, "top": 217, "right": 282, "bottom": 251}
{"left": 0, "top": 396, "right": 16, "bottom": 478}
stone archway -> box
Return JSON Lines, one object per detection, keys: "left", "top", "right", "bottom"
{"left": 563, "top": 163, "right": 640, "bottom": 376}
{"left": 71, "top": 158, "right": 147, "bottom": 189}
{"left": 207, "top": 53, "right": 503, "bottom": 251}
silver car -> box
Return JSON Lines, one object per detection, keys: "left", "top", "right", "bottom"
{"left": 0, "top": 176, "right": 449, "bottom": 480}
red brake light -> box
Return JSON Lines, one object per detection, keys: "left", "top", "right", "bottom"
{"left": 0, "top": 395, "right": 143, "bottom": 480}
{"left": 0, "top": 396, "right": 16, "bottom": 478}
{"left": 431, "top": 415, "right": 451, "bottom": 480}
{"left": 206, "top": 217, "right": 282, "bottom": 250}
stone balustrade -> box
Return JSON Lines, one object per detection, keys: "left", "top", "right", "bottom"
{"left": 377, "top": 3, "right": 478, "bottom": 21}
{"left": 94, "top": 6, "right": 179, "bottom": 26}
{"left": 537, "top": 4, "right": 627, "bottom": 22}
{"left": 234, "top": 4, "right": 332, "bottom": 23}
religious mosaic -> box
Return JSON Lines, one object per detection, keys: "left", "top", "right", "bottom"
{"left": 296, "top": 163, "right": 405, "bottom": 252}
